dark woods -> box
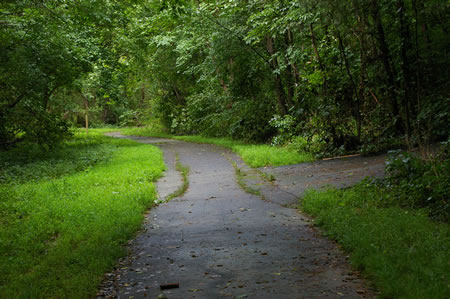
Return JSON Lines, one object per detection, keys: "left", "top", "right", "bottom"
{"left": 1, "top": 0, "right": 448, "bottom": 153}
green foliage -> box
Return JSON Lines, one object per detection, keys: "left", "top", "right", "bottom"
{"left": 269, "top": 114, "right": 298, "bottom": 146}
{"left": 2, "top": 0, "right": 449, "bottom": 153}
{"left": 0, "top": 138, "right": 114, "bottom": 185}
{"left": 302, "top": 185, "right": 449, "bottom": 299}
{"left": 286, "top": 136, "right": 309, "bottom": 153}
{"left": 382, "top": 146, "right": 449, "bottom": 221}
{"left": 0, "top": 0, "right": 96, "bottom": 146}
{"left": 0, "top": 131, "right": 165, "bottom": 297}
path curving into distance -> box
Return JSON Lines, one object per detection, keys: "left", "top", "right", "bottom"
{"left": 99, "top": 133, "right": 384, "bottom": 298}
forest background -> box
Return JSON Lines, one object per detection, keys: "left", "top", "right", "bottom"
{"left": 1, "top": 1, "right": 449, "bottom": 297}
{"left": 1, "top": 0, "right": 448, "bottom": 155}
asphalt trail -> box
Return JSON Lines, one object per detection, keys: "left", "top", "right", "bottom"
{"left": 99, "top": 133, "right": 381, "bottom": 298}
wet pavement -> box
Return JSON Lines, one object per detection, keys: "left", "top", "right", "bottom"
{"left": 99, "top": 133, "right": 384, "bottom": 298}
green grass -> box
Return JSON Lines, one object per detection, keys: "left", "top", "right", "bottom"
{"left": 175, "top": 136, "right": 314, "bottom": 167}
{"left": 0, "top": 130, "right": 165, "bottom": 298}
{"left": 116, "top": 128, "right": 314, "bottom": 168}
{"left": 227, "top": 158, "right": 261, "bottom": 197}
{"left": 120, "top": 126, "right": 172, "bottom": 138}
{"left": 302, "top": 184, "right": 449, "bottom": 298}
{"left": 165, "top": 153, "right": 190, "bottom": 202}
{"left": 233, "top": 144, "right": 313, "bottom": 168}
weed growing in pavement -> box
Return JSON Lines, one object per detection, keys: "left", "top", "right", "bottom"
{"left": 0, "top": 130, "right": 165, "bottom": 297}
{"left": 165, "top": 153, "right": 190, "bottom": 202}
{"left": 228, "top": 159, "right": 261, "bottom": 197}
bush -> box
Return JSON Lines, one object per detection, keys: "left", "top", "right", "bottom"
{"left": 382, "top": 144, "right": 449, "bottom": 221}
{"left": 269, "top": 114, "right": 297, "bottom": 146}
{"left": 25, "top": 112, "right": 73, "bottom": 150}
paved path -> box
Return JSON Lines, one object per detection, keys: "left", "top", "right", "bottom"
{"left": 99, "top": 134, "right": 384, "bottom": 298}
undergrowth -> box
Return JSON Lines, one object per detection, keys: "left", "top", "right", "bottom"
{"left": 0, "top": 130, "right": 165, "bottom": 298}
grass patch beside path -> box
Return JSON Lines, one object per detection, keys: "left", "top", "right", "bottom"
{"left": 301, "top": 184, "right": 449, "bottom": 298}
{"left": 233, "top": 144, "right": 313, "bottom": 168}
{"left": 120, "top": 126, "right": 172, "bottom": 138}
{"left": 116, "top": 129, "right": 314, "bottom": 168}
{"left": 0, "top": 130, "right": 165, "bottom": 298}
{"left": 174, "top": 136, "right": 314, "bottom": 167}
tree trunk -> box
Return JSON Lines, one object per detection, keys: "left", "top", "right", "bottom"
{"left": 284, "top": 30, "right": 295, "bottom": 107}
{"left": 398, "top": 0, "right": 414, "bottom": 144}
{"left": 84, "top": 98, "right": 89, "bottom": 136}
{"left": 337, "top": 30, "right": 361, "bottom": 141}
{"left": 371, "top": 0, "right": 403, "bottom": 133}
{"left": 310, "top": 23, "right": 327, "bottom": 96}
{"left": 266, "top": 36, "right": 288, "bottom": 115}
{"left": 287, "top": 29, "right": 300, "bottom": 86}
{"left": 172, "top": 86, "right": 185, "bottom": 105}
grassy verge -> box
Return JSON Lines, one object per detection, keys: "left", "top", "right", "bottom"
{"left": 232, "top": 144, "right": 313, "bottom": 168}
{"left": 116, "top": 128, "right": 314, "bottom": 168}
{"left": 173, "top": 135, "right": 314, "bottom": 167}
{"left": 301, "top": 183, "right": 449, "bottom": 298}
{"left": 0, "top": 130, "right": 165, "bottom": 298}
{"left": 120, "top": 126, "right": 172, "bottom": 138}
{"left": 175, "top": 136, "right": 313, "bottom": 167}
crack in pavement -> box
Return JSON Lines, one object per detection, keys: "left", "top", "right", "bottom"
{"left": 99, "top": 133, "right": 380, "bottom": 298}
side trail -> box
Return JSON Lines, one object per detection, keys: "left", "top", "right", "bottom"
{"left": 100, "top": 133, "right": 384, "bottom": 298}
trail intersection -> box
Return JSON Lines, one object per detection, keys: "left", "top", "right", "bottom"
{"left": 99, "top": 133, "right": 384, "bottom": 298}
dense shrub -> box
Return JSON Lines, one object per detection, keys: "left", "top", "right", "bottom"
{"left": 381, "top": 144, "right": 449, "bottom": 221}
